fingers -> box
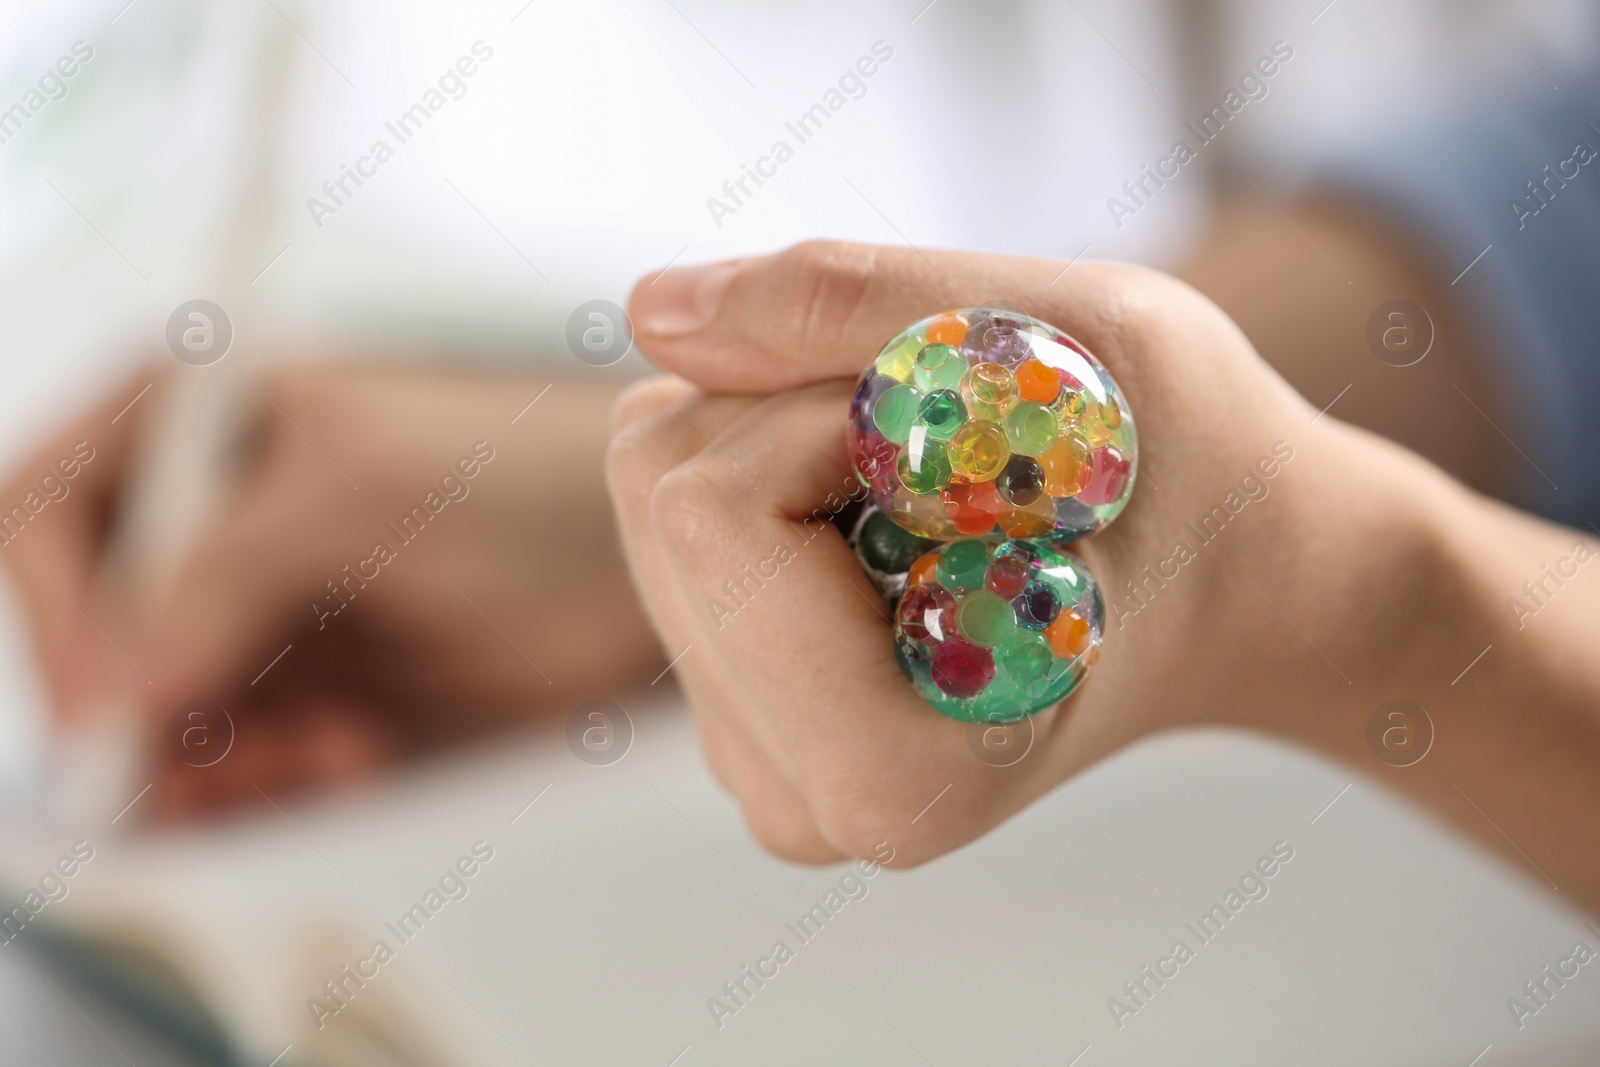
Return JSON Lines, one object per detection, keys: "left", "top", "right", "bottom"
{"left": 628, "top": 241, "right": 1178, "bottom": 394}
{"left": 146, "top": 365, "right": 501, "bottom": 708}
{"left": 608, "top": 378, "right": 846, "bottom": 863}
{"left": 611, "top": 377, "right": 1056, "bottom": 864}
{"left": 147, "top": 692, "right": 397, "bottom": 821}
{"left": 606, "top": 377, "right": 763, "bottom": 646}
{"left": 0, "top": 368, "right": 160, "bottom": 714}
{"left": 649, "top": 384, "right": 993, "bottom": 853}
{"left": 145, "top": 462, "right": 362, "bottom": 708}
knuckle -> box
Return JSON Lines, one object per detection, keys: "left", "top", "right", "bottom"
{"left": 608, "top": 375, "right": 670, "bottom": 435}
{"left": 739, "top": 799, "right": 840, "bottom": 865}
{"left": 649, "top": 461, "right": 730, "bottom": 566}
{"left": 808, "top": 784, "right": 897, "bottom": 863}
{"left": 1096, "top": 263, "right": 1204, "bottom": 343}
{"left": 776, "top": 240, "right": 879, "bottom": 356}
{"left": 1035, "top": 262, "right": 1207, "bottom": 390}
{"left": 602, "top": 418, "right": 665, "bottom": 504}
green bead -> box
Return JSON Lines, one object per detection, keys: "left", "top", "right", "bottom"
{"left": 998, "top": 632, "right": 1053, "bottom": 685}
{"left": 969, "top": 678, "right": 1027, "bottom": 723}
{"left": 894, "top": 639, "right": 932, "bottom": 689}
{"left": 937, "top": 539, "right": 991, "bottom": 593}
{"left": 1005, "top": 401, "right": 1060, "bottom": 457}
{"left": 917, "top": 390, "right": 966, "bottom": 441}
{"left": 896, "top": 436, "right": 951, "bottom": 494}
{"left": 957, "top": 590, "right": 1016, "bottom": 649}
{"left": 1037, "top": 557, "right": 1085, "bottom": 603}
{"left": 858, "top": 510, "right": 936, "bottom": 574}
{"left": 873, "top": 384, "right": 920, "bottom": 445}
{"left": 1036, "top": 654, "right": 1085, "bottom": 702}
{"left": 913, "top": 343, "right": 965, "bottom": 393}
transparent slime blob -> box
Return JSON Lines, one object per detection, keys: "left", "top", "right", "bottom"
{"left": 847, "top": 309, "right": 1134, "bottom": 722}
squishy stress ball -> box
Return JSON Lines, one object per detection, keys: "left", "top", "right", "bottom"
{"left": 846, "top": 308, "right": 1137, "bottom": 723}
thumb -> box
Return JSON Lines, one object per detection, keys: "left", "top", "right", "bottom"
{"left": 626, "top": 241, "right": 1141, "bottom": 393}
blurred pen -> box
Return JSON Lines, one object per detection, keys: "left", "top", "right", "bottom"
{"left": 52, "top": 14, "right": 297, "bottom": 832}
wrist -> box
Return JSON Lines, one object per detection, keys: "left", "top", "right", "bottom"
{"left": 1201, "top": 422, "right": 1600, "bottom": 906}
{"left": 1214, "top": 423, "right": 1495, "bottom": 736}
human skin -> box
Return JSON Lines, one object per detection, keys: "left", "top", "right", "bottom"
{"left": 1178, "top": 195, "right": 1511, "bottom": 501}
{"left": 0, "top": 362, "right": 660, "bottom": 818}
{"left": 609, "top": 240, "right": 1600, "bottom": 913}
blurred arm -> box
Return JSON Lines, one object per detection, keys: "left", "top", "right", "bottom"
{"left": 1178, "top": 195, "right": 1510, "bottom": 500}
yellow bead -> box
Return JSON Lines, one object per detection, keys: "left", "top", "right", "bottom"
{"left": 875, "top": 334, "right": 922, "bottom": 383}
{"left": 1080, "top": 402, "right": 1115, "bottom": 447}
{"left": 1057, "top": 389, "right": 1086, "bottom": 425}
{"left": 948, "top": 421, "right": 1011, "bottom": 482}
{"left": 887, "top": 488, "right": 958, "bottom": 539}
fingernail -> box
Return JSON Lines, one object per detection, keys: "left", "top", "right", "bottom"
{"left": 636, "top": 259, "right": 742, "bottom": 336}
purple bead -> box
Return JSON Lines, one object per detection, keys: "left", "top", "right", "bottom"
{"left": 1053, "top": 497, "right": 1098, "bottom": 541}
{"left": 998, "top": 455, "right": 1044, "bottom": 506}
{"left": 851, "top": 373, "right": 896, "bottom": 433}
{"left": 1012, "top": 581, "right": 1060, "bottom": 630}
{"left": 961, "top": 314, "right": 1031, "bottom": 367}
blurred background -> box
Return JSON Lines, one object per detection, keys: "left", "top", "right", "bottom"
{"left": 0, "top": 1, "right": 1598, "bottom": 1064}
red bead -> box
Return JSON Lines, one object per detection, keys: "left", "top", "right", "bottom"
{"left": 1079, "top": 445, "right": 1131, "bottom": 506}
{"left": 930, "top": 637, "right": 995, "bottom": 698}
{"left": 898, "top": 585, "right": 957, "bottom": 646}
{"left": 984, "top": 553, "right": 1031, "bottom": 599}
{"left": 851, "top": 426, "right": 899, "bottom": 492}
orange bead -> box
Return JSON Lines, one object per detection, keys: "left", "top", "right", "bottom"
{"left": 1038, "top": 433, "right": 1091, "bottom": 497}
{"left": 942, "top": 480, "right": 1003, "bottom": 535}
{"left": 1046, "top": 610, "right": 1091, "bottom": 659}
{"left": 1015, "top": 359, "right": 1062, "bottom": 404}
{"left": 925, "top": 313, "right": 968, "bottom": 347}
{"left": 907, "top": 549, "right": 940, "bottom": 588}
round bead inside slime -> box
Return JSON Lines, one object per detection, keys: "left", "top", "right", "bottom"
{"left": 872, "top": 384, "right": 919, "bottom": 444}
{"left": 913, "top": 343, "right": 965, "bottom": 393}
{"left": 948, "top": 421, "right": 1011, "bottom": 482}
{"left": 1004, "top": 401, "right": 1060, "bottom": 456}
{"left": 896, "top": 434, "right": 951, "bottom": 494}
{"left": 917, "top": 390, "right": 967, "bottom": 440}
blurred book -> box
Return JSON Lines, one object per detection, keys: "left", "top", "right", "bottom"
{"left": 4, "top": 702, "right": 1600, "bottom": 1067}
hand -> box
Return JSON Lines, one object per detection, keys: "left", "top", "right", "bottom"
{"left": 0, "top": 361, "right": 659, "bottom": 819}
{"left": 607, "top": 241, "right": 1600, "bottom": 905}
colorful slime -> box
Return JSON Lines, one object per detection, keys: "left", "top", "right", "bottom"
{"left": 847, "top": 308, "right": 1136, "bottom": 723}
